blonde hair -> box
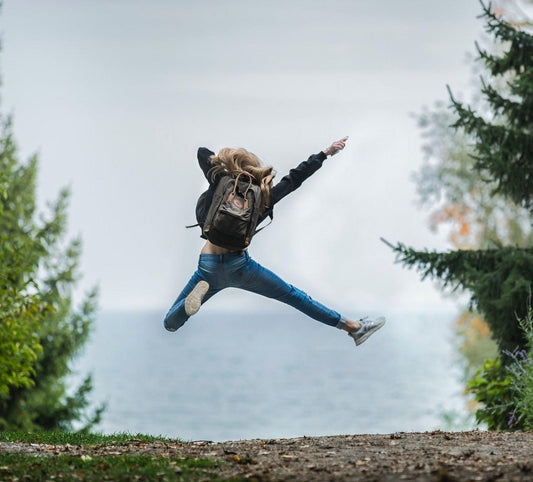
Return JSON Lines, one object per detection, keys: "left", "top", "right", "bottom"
{"left": 209, "top": 148, "right": 275, "bottom": 214}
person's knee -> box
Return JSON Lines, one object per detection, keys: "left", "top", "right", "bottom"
{"left": 163, "top": 314, "right": 186, "bottom": 332}
{"left": 164, "top": 321, "right": 177, "bottom": 332}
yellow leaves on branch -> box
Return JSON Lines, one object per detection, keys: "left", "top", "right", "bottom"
{"left": 430, "top": 203, "right": 473, "bottom": 249}
{"left": 457, "top": 311, "right": 492, "bottom": 337}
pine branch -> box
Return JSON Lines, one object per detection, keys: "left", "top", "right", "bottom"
{"left": 477, "top": 2, "right": 533, "bottom": 76}
{"left": 479, "top": 76, "right": 530, "bottom": 126}
{"left": 385, "top": 239, "right": 533, "bottom": 353}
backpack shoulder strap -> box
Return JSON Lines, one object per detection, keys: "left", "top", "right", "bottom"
{"left": 202, "top": 175, "right": 235, "bottom": 233}
{"left": 254, "top": 210, "right": 273, "bottom": 234}
{"left": 185, "top": 175, "right": 233, "bottom": 230}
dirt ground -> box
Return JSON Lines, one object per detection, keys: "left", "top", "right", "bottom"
{"left": 2, "top": 431, "right": 533, "bottom": 481}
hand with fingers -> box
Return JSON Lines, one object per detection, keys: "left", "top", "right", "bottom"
{"left": 323, "top": 136, "right": 349, "bottom": 157}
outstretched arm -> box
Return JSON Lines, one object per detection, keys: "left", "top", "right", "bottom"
{"left": 269, "top": 137, "right": 348, "bottom": 206}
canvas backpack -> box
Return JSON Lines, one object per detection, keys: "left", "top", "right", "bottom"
{"left": 202, "top": 172, "right": 265, "bottom": 250}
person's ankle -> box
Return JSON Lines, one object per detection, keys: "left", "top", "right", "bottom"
{"left": 342, "top": 320, "right": 361, "bottom": 333}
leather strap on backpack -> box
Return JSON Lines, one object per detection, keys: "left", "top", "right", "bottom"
{"left": 227, "top": 171, "right": 254, "bottom": 210}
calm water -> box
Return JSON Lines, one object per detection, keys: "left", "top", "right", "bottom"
{"left": 71, "top": 309, "right": 466, "bottom": 441}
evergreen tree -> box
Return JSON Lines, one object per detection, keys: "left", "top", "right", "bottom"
{"left": 0, "top": 112, "right": 102, "bottom": 430}
{"left": 413, "top": 42, "right": 530, "bottom": 383}
{"left": 386, "top": 2, "right": 533, "bottom": 357}
{"left": 0, "top": 6, "right": 102, "bottom": 427}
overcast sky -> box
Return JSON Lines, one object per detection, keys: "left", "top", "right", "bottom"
{"left": 2, "top": 0, "right": 489, "bottom": 316}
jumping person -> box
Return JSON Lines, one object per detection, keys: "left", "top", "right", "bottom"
{"left": 164, "top": 137, "right": 386, "bottom": 346}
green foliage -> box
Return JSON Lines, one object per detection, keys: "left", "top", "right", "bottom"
{"left": 468, "top": 307, "right": 533, "bottom": 430}
{"left": 468, "top": 357, "right": 515, "bottom": 430}
{"left": 505, "top": 310, "right": 533, "bottom": 429}
{"left": 0, "top": 295, "right": 42, "bottom": 399}
{"left": 0, "top": 112, "right": 101, "bottom": 429}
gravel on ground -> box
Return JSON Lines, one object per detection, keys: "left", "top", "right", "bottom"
{"left": 2, "top": 430, "right": 533, "bottom": 481}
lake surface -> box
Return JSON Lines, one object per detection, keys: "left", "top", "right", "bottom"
{"left": 71, "top": 309, "right": 466, "bottom": 441}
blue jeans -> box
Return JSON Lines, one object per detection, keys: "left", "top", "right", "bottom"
{"left": 164, "top": 251, "right": 346, "bottom": 332}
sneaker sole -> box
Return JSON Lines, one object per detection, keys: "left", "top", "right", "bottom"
{"left": 355, "top": 317, "right": 386, "bottom": 346}
{"left": 185, "top": 281, "right": 209, "bottom": 316}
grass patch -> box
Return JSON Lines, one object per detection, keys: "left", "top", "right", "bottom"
{"left": 0, "top": 453, "right": 223, "bottom": 481}
{"left": 0, "top": 431, "right": 174, "bottom": 446}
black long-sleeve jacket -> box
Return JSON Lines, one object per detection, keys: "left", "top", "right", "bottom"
{"left": 193, "top": 147, "right": 327, "bottom": 238}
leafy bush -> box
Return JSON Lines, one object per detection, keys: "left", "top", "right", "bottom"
{"left": 468, "top": 357, "right": 515, "bottom": 430}
{"left": 505, "top": 311, "right": 533, "bottom": 429}
{"left": 469, "top": 307, "right": 533, "bottom": 430}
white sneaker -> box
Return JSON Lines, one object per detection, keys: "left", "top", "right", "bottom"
{"left": 184, "top": 281, "right": 209, "bottom": 316}
{"left": 348, "top": 316, "right": 386, "bottom": 346}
